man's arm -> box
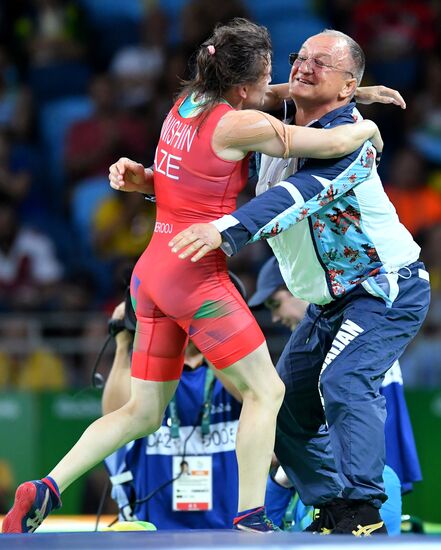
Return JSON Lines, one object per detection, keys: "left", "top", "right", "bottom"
{"left": 355, "top": 85, "right": 406, "bottom": 109}
{"left": 102, "top": 303, "right": 133, "bottom": 415}
{"left": 170, "top": 141, "right": 377, "bottom": 261}
{"left": 263, "top": 83, "right": 406, "bottom": 112}
{"left": 262, "top": 82, "right": 406, "bottom": 111}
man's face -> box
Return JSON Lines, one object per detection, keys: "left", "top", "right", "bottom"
{"left": 289, "top": 34, "right": 355, "bottom": 107}
{"left": 265, "top": 289, "right": 308, "bottom": 330}
{"left": 243, "top": 57, "right": 272, "bottom": 109}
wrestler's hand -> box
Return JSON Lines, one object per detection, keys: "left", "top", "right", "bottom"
{"left": 169, "top": 223, "right": 222, "bottom": 262}
{"left": 109, "top": 157, "right": 154, "bottom": 193}
{"left": 370, "top": 126, "right": 384, "bottom": 162}
{"left": 355, "top": 85, "right": 406, "bottom": 109}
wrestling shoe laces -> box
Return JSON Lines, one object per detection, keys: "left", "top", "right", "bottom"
{"left": 1, "top": 478, "right": 62, "bottom": 534}
{"left": 304, "top": 499, "right": 352, "bottom": 534}
{"left": 233, "top": 506, "right": 280, "bottom": 532}
{"left": 332, "top": 501, "right": 388, "bottom": 536}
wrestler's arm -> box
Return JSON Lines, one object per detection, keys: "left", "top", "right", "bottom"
{"left": 109, "top": 157, "right": 154, "bottom": 194}
{"left": 214, "top": 109, "right": 382, "bottom": 161}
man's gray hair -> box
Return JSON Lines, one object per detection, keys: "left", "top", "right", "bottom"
{"left": 322, "top": 29, "right": 365, "bottom": 85}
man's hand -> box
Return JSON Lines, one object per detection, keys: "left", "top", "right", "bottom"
{"left": 169, "top": 223, "right": 222, "bottom": 262}
{"left": 109, "top": 157, "right": 154, "bottom": 193}
{"left": 356, "top": 85, "right": 406, "bottom": 109}
{"left": 110, "top": 302, "right": 132, "bottom": 348}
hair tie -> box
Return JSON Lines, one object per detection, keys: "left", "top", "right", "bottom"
{"left": 207, "top": 45, "right": 215, "bottom": 55}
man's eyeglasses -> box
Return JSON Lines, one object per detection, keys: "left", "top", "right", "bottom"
{"left": 289, "top": 52, "right": 354, "bottom": 78}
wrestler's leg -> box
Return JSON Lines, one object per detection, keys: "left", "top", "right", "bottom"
{"left": 49, "top": 376, "right": 179, "bottom": 492}
{"left": 217, "top": 341, "right": 285, "bottom": 512}
{"left": 50, "top": 297, "right": 188, "bottom": 492}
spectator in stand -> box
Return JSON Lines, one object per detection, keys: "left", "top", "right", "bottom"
{"left": 400, "top": 222, "right": 441, "bottom": 387}
{"left": 0, "top": 316, "right": 67, "bottom": 390}
{"left": 0, "top": 201, "right": 63, "bottom": 311}
{"left": 181, "top": 0, "right": 249, "bottom": 61}
{"left": 407, "top": 54, "right": 441, "bottom": 165}
{"left": 0, "top": 130, "right": 32, "bottom": 208}
{"left": 0, "top": 46, "right": 33, "bottom": 140}
{"left": 109, "top": 10, "right": 167, "bottom": 111}
{"left": 7, "top": 0, "right": 88, "bottom": 72}
{"left": 64, "top": 73, "right": 150, "bottom": 188}
{"left": 385, "top": 147, "right": 441, "bottom": 237}
{"left": 351, "top": 0, "right": 439, "bottom": 90}
{"left": 92, "top": 193, "right": 155, "bottom": 264}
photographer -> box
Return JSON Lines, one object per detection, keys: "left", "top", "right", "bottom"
{"left": 102, "top": 280, "right": 244, "bottom": 529}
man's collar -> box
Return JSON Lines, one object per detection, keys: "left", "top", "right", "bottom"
{"left": 310, "top": 100, "right": 357, "bottom": 128}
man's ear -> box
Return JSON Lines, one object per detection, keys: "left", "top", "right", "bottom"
{"left": 339, "top": 77, "right": 358, "bottom": 100}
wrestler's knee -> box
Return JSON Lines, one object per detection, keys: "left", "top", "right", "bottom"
{"left": 123, "top": 400, "right": 164, "bottom": 438}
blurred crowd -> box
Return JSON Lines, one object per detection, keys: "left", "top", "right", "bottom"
{"left": 0, "top": 0, "right": 440, "bottom": 389}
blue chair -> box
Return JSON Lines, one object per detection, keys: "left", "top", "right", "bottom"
{"left": 39, "top": 95, "right": 94, "bottom": 206}
{"left": 70, "top": 177, "right": 117, "bottom": 297}
{"left": 77, "top": 0, "right": 142, "bottom": 25}
{"left": 268, "top": 17, "right": 328, "bottom": 83}
{"left": 158, "top": 0, "right": 191, "bottom": 45}
{"left": 243, "top": 0, "right": 312, "bottom": 24}
{"left": 29, "top": 62, "right": 91, "bottom": 104}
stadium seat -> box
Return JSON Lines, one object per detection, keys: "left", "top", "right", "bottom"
{"left": 158, "top": 0, "right": 190, "bottom": 45}
{"left": 243, "top": 0, "right": 312, "bottom": 24}
{"left": 268, "top": 17, "right": 328, "bottom": 83}
{"left": 39, "top": 96, "right": 94, "bottom": 204}
{"left": 77, "top": 0, "right": 142, "bottom": 25}
{"left": 29, "top": 62, "right": 91, "bottom": 104}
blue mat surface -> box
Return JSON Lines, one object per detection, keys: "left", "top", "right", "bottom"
{"left": 1, "top": 531, "right": 441, "bottom": 550}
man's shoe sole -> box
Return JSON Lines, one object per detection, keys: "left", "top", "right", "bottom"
{"left": 352, "top": 520, "right": 386, "bottom": 536}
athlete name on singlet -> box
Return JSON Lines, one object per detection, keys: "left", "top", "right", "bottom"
{"left": 154, "top": 112, "right": 198, "bottom": 181}
{"left": 154, "top": 221, "right": 174, "bottom": 234}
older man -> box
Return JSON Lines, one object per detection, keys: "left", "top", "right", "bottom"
{"left": 170, "top": 30, "right": 430, "bottom": 536}
{"left": 250, "top": 256, "right": 422, "bottom": 536}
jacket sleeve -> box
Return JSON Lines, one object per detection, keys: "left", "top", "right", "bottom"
{"left": 213, "top": 141, "right": 377, "bottom": 256}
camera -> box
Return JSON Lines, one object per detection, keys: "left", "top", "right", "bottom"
{"left": 108, "top": 286, "right": 137, "bottom": 338}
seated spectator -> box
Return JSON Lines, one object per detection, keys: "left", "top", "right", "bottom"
{"left": 0, "top": 316, "right": 67, "bottom": 389}
{"left": 0, "top": 46, "right": 33, "bottom": 140}
{"left": 0, "top": 201, "right": 63, "bottom": 311}
{"left": 92, "top": 192, "right": 155, "bottom": 263}
{"left": 0, "top": 130, "right": 32, "bottom": 207}
{"left": 64, "top": 73, "right": 150, "bottom": 187}
{"left": 0, "top": 461, "right": 14, "bottom": 514}
{"left": 181, "top": 0, "right": 249, "bottom": 61}
{"left": 385, "top": 147, "right": 441, "bottom": 237}
{"left": 109, "top": 10, "right": 166, "bottom": 111}
{"left": 407, "top": 55, "right": 441, "bottom": 165}
{"left": 9, "top": 0, "right": 88, "bottom": 70}
{"left": 400, "top": 223, "right": 441, "bottom": 387}
{"left": 351, "top": 0, "right": 438, "bottom": 89}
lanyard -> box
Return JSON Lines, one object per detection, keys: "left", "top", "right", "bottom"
{"left": 169, "top": 367, "right": 216, "bottom": 439}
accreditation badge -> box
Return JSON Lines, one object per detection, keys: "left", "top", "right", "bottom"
{"left": 172, "top": 455, "right": 212, "bottom": 511}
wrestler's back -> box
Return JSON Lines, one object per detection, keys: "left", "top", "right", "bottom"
{"left": 134, "top": 98, "right": 248, "bottom": 319}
